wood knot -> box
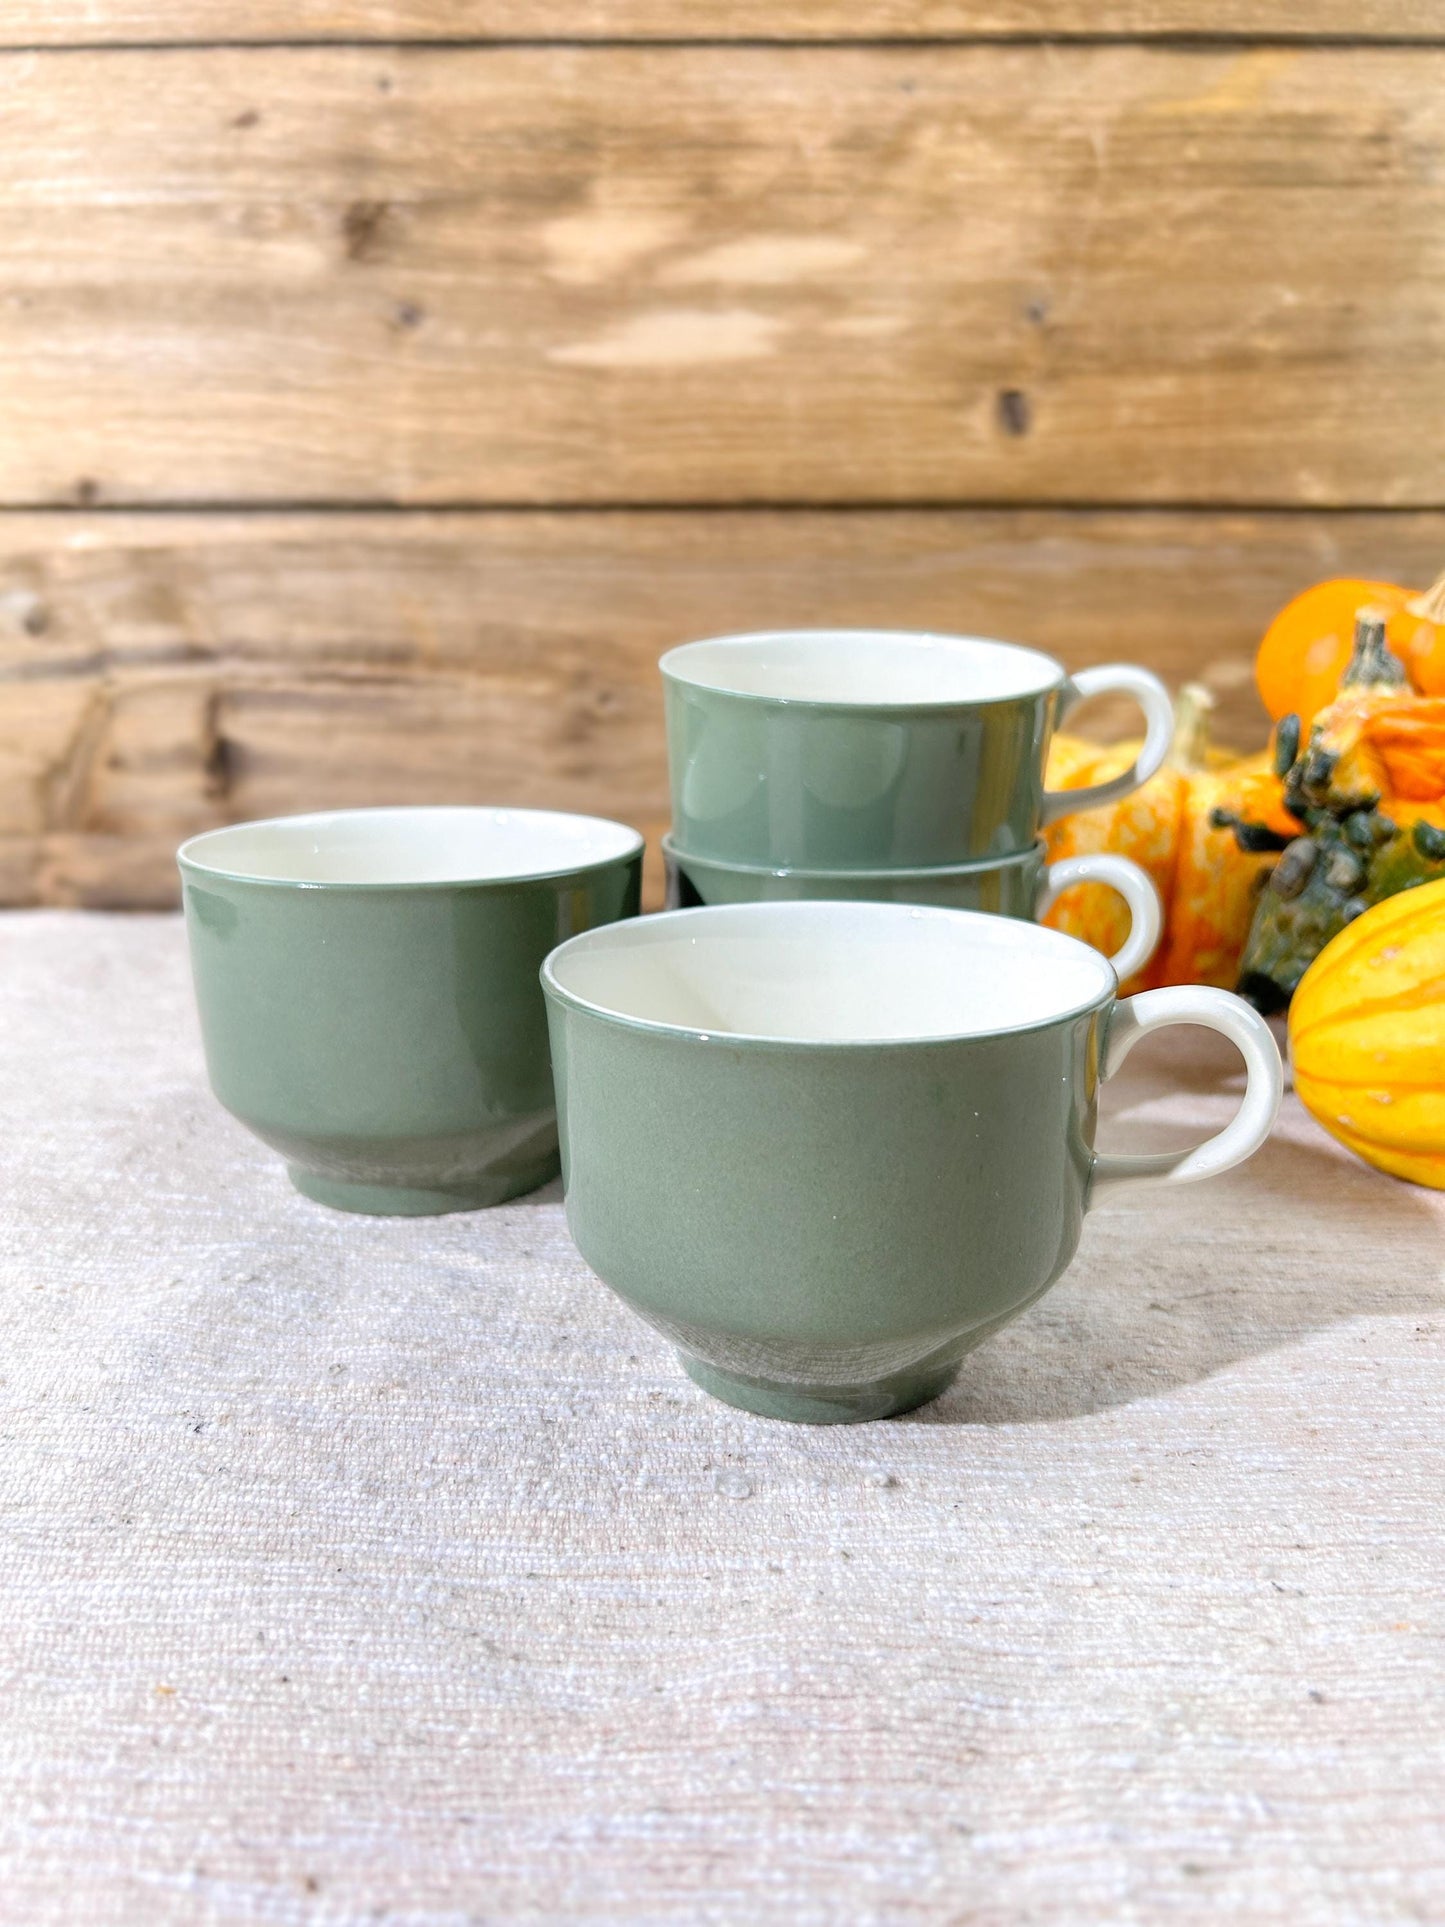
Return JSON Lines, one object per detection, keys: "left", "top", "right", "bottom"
{"left": 2, "top": 589, "right": 50, "bottom": 637}
{"left": 342, "top": 199, "right": 390, "bottom": 263}
{"left": 996, "top": 389, "right": 1031, "bottom": 437}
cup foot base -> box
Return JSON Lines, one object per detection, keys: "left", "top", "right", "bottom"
{"left": 288, "top": 1156, "right": 558, "bottom": 1216}
{"left": 680, "top": 1355, "right": 958, "bottom": 1424}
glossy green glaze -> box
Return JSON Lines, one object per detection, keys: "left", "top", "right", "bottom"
{"left": 663, "top": 667, "right": 1058, "bottom": 869}
{"left": 542, "top": 910, "right": 1107, "bottom": 1423}
{"left": 665, "top": 833, "right": 1046, "bottom": 915}
{"left": 663, "top": 629, "right": 1080, "bottom": 869}
{"left": 181, "top": 808, "right": 642, "bottom": 1214}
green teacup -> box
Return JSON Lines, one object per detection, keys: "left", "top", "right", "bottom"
{"left": 661, "top": 629, "right": 1173, "bottom": 869}
{"left": 662, "top": 832, "right": 1162, "bottom": 984}
{"left": 180, "top": 806, "right": 642, "bottom": 1214}
{"left": 542, "top": 902, "right": 1281, "bottom": 1424}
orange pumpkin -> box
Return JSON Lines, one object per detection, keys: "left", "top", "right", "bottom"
{"left": 1043, "top": 686, "right": 1288, "bottom": 994}
{"left": 1255, "top": 569, "right": 1445, "bottom": 728}
{"left": 1289, "top": 876, "right": 1445, "bottom": 1189}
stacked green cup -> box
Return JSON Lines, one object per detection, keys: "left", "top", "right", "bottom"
{"left": 661, "top": 628, "right": 1174, "bottom": 979}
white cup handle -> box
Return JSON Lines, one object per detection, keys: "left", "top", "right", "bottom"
{"left": 1037, "top": 852, "right": 1162, "bottom": 983}
{"left": 1042, "top": 665, "right": 1175, "bottom": 824}
{"left": 1089, "top": 986, "right": 1284, "bottom": 1201}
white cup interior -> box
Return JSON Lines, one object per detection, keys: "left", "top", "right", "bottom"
{"left": 546, "top": 902, "right": 1114, "bottom": 1044}
{"left": 661, "top": 630, "right": 1062, "bottom": 706}
{"left": 179, "top": 807, "right": 642, "bottom": 886}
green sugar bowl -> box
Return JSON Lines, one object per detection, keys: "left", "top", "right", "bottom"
{"left": 181, "top": 806, "right": 643, "bottom": 1214}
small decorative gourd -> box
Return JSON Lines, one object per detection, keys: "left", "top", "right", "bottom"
{"left": 1043, "top": 685, "right": 1287, "bottom": 993}
{"left": 1289, "top": 875, "right": 1445, "bottom": 1189}
{"left": 1227, "top": 613, "right": 1445, "bottom": 1012}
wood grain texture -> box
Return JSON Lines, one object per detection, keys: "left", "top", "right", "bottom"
{"left": 2, "top": 45, "right": 1444, "bottom": 507}
{"left": 6, "top": 505, "right": 1445, "bottom": 907}
{"left": 8, "top": 1, "right": 1445, "bottom": 41}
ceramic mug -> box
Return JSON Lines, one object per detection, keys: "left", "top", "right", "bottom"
{"left": 661, "top": 629, "right": 1173, "bottom": 869}
{"left": 542, "top": 901, "right": 1282, "bottom": 1424}
{"left": 662, "top": 832, "right": 1163, "bottom": 984}
{"left": 180, "top": 806, "right": 643, "bottom": 1214}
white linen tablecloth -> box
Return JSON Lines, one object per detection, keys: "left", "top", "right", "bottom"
{"left": 1, "top": 912, "right": 1441, "bottom": 1925}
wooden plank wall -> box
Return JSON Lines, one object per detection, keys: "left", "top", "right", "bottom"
{"left": 2, "top": 7, "right": 1443, "bottom": 909}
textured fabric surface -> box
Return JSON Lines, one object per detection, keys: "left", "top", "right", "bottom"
{"left": 1, "top": 911, "right": 1441, "bottom": 1926}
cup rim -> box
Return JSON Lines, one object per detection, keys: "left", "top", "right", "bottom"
{"left": 660, "top": 829, "right": 1045, "bottom": 882}
{"left": 659, "top": 628, "right": 1064, "bottom": 710}
{"left": 542, "top": 900, "right": 1116, "bottom": 1051}
{"left": 178, "top": 805, "right": 645, "bottom": 891}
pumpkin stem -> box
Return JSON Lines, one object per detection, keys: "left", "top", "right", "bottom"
{"left": 1210, "top": 806, "right": 1293, "bottom": 853}
{"left": 1342, "top": 609, "right": 1408, "bottom": 691}
{"left": 1167, "top": 682, "right": 1216, "bottom": 772}
{"left": 1404, "top": 566, "right": 1445, "bottom": 625}
{"left": 1273, "top": 713, "right": 1301, "bottom": 778}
